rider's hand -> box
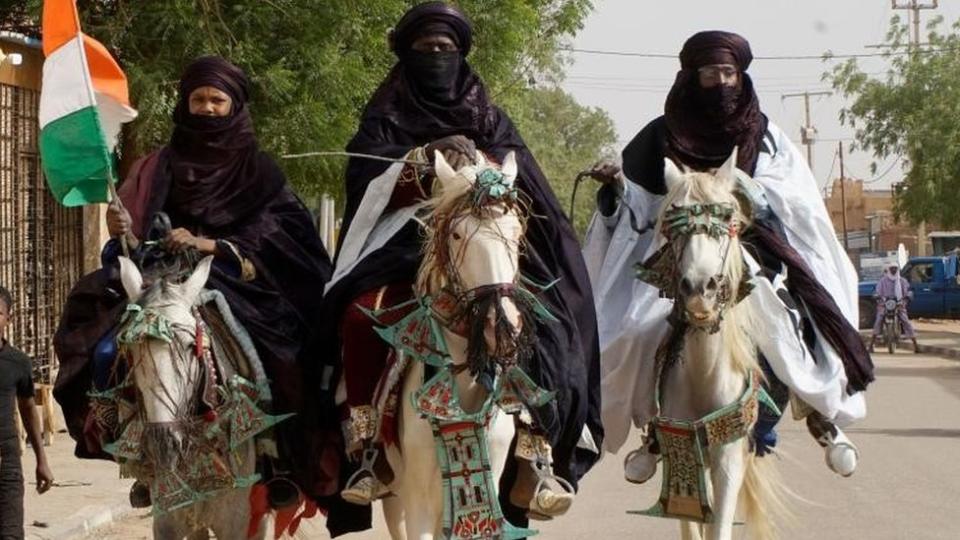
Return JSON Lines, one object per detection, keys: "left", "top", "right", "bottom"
{"left": 425, "top": 135, "right": 477, "bottom": 171}
{"left": 106, "top": 200, "right": 133, "bottom": 238}
{"left": 587, "top": 160, "right": 622, "bottom": 185}
{"left": 165, "top": 228, "right": 216, "bottom": 255}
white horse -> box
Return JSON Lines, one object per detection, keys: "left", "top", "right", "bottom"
{"left": 381, "top": 151, "right": 563, "bottom": 539}
{"left": 645, "top": 152, "right": 788, "bottom": 540}
{"left": 118, "top": 256, "right": 266, "bottom": 540}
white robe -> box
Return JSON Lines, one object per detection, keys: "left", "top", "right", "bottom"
{"left": 583, "top": 122, "right": 867, "bottom": 454}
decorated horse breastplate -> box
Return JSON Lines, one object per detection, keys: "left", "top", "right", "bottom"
{"left": 633, "top": 371, "right": 780, "bottom": 523}
{"left": 365, "top": 281, "right": 556, "bottom": 540}
{"left": 93, "top": 302, "right": 292, "bottom": 514}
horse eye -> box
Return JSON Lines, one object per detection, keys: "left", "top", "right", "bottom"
{"left": 452, "top": 232, "right": 463, "bottom": 240}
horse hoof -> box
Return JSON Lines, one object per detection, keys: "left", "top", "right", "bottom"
{"left": 624, "top": 448, "right": 657, "bottom": 484}
{"left": 827, "top": 444, "right": 858, "bottom": 477}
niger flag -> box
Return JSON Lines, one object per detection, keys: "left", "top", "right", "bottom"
{"left": 39, "top": 0, "right": 137, "bottom": 206}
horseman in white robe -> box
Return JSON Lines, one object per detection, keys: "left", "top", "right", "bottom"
{"left": 582, "top": 31, "right": 874, "bottom": 483}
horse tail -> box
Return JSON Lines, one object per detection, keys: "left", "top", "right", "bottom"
{"left": 740, "top": 450, "right": 793, "bottom": 539}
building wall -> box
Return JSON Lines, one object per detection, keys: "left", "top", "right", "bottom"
{"left": 823, "top": 178, "right": 932, "bottom": 255}
{"left": 0, "top": 41, "right": 41, "bottom": 89}
{"left": 0, "top": 38, "right": 101, "bottom": 380}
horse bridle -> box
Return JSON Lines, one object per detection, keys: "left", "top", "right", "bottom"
{"left": 118, "top": 299, "right": 215, "bottom": 424}
{"left": 662, "top": 202, "right": 740, "bottom": 333}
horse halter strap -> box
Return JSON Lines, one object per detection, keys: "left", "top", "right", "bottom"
{"left": 663, "top": 202, "right": 739, "bottom": 333}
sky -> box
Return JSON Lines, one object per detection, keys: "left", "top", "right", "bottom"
{"left": 561, "top": 0, "right": 960, "bottom": 193}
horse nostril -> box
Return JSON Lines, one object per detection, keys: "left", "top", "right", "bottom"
{"left": 706, "top": 276, "right": 719, "bottom": 293}
{"left": 679, "top": 277, "right": 694, "bottom": 296}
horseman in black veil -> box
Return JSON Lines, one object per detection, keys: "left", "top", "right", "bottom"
{"left": 315, "top": 1, "right": 603, "bottom": 531}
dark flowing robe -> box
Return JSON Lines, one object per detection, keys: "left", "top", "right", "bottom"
{"left": 317, "top": 63, "right": 603, "bottom": 532}
{"left": 52, "top": 148, "right": 339, "bottom": 495}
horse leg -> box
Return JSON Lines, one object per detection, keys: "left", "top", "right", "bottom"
{"left": 704, "top": 443, "right": 746, "bottom": 540}
{"left": 488, "top": 410, "right": 515, "bottom": 483}
{"left": 382, "top": 494, "right": 408, "bottom": 540}
{"left": 154, "top": 513, "right": 200, "bottom": 540}
{"left": 680, "top": 520, "right": 703, "bottom": 540}
{"left": 397, "top": 363, "right": 442, "bottom": 539}
{"left": 209, "top": 491, "right": 256, "bottom": 540}
{"left": 186, "top": 530, "right": 209, "bottom": 540}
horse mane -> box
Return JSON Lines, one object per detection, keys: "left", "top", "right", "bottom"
{"left": 661, "top": 169, "right": 759, "bottom": 378}
{"left": 416, "top": 173, "right": 473, "bottom": 297}
{"left": 416, "top": 164, "right": 527, "bottom": 297}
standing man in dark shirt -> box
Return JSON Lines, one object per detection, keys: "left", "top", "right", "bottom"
{"left": 0, "top": 286, "right": 53, "bottom": 539}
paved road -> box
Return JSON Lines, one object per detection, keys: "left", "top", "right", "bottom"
{"left": 89, "top": 352, "right": 960, "bottom": 539}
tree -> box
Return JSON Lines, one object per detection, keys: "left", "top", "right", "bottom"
{"left": 4, "top": 1, "right": 612, "bottom": 218}
{"left": 509, "top": 85, "right": 616, "bottom": 233}
{"left": 828, "top": 15, "right": 960, "bottom": 228}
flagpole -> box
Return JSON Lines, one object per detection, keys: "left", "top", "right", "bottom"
{"left": 70, "top": 13, "right": 130, "bottom": 259}
{"left": 107, "top": 180, "right": 130, "bottom": 258}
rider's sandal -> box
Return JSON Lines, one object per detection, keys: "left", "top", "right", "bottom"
{"left": 342, "top": 448, "right": 391, "bottom": 506}
{"left": 818, "top": 429, "right": 859, "bottom": 478}
{"left": 623, "top": 447, "right": 659, "bottom": 485}
{"left": 525, "top": 457, "right": 575, "bottom": 521}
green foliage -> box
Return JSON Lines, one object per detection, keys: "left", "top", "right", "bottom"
{"left": 5, "top": 0, "right": 611, "bottom": 215}
{"left": 828, "top": 14, "right": 960, "bottom": 227}
{"left": 508, "top": 86, "right": 616, "bottom": 233}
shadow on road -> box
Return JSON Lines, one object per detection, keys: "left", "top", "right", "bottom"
{"left": 846, "top": 427, "right": 960, "bottom": 439}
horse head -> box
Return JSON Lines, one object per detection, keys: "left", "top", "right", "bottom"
{"left": 417, "top": 150, "right": 531, "bottom": 375}
{"left": 659, "top": 148, "right": 749, "bottom": 331}
{"left": 117, "top": 255, "right": 212, "bottom": 466}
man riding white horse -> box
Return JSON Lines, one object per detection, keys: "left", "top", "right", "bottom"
{"left": 584, "top": 31, "right": 874, "bottom": 483}
{"left": 316, "top": 2, "right": 603, "bottom": 533}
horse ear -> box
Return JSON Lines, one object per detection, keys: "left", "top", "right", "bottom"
{"left": 663, "top": 158, "right": 685, "bottom": 192}
{"left": 720, "top": 147, "right": 738, "bottom": 180}
{"left": 433, "top": 150, "right": 472, "bottom": 192}
{"left": 501, "top": 151, "right": 518, "bottom": 186}
{"left": 715, "top": 146, "right": 739, "bottom": 191}
{"left": 182, "top": 256, "right": 214, "bottom": 302}
{"left": 118, "top": 256, "right": 143, "bottom": 303}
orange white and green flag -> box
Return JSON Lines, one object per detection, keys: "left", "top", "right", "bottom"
{"left": 39, "top": 0, "right": 137, "bottom": 206}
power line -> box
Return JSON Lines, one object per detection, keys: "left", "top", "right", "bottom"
{"left": 562, "top": 45, "right": 959, "bottom": 61}
{"left": 859, "top": 158, "right": 901, "bottom": 184}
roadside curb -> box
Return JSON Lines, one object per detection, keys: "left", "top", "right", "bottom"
{"left": 915, "top": 343, "right": 960, "bottom": 360}
{"left": 860, "top": 331, "right": 960, "bottom": 360}
{"left": 37, "top": 502, "right": 134, "bottom": 540}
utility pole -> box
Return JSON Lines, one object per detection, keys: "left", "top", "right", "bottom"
{"left": 892, "top": 0, "right": 938, "bottom": 255}
{"left": 781, "top": 90, "right": 832, "bottom": 170}
{"left": 839, "top": 141, "right": 850, "bottom": 251}
{"left": 892, "top": 0, "right": 938, "bottom": 46}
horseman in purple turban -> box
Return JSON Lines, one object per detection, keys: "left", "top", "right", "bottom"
{"left": 315, "top": 1, "right": 603, "bottom": 531}
{"left": 53, "top": 56, "right": 335, "bottom": 513}
{"left": 584, "top": 31, "right": 873, "bottom": 484}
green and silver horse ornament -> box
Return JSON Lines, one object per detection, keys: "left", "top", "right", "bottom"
{"left": 90, "top": 256, "right": 293, "bottom": 539}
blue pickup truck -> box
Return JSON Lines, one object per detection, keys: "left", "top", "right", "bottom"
{"left": 858, "top": 255, "right": 960, "bottom": 328}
